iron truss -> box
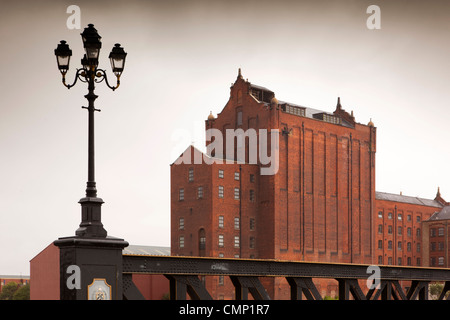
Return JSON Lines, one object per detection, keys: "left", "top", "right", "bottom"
{"left": 122, "top": 255, "right": 450, "bottom": 300}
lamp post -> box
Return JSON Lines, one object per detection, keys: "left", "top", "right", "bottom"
{"left": 54, "top": 24, "right": 127, "bottom": 238}
{"left": 53, "top": 24, "right": 128, "bottom": 300}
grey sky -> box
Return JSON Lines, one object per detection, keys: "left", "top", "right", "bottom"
{"left": 1, "top": 0, "right": 449, "bottom": 275}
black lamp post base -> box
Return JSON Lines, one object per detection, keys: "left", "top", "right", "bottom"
{"left": 76, "top": 197, "right": 108, "bottom": 238}
{"left": 54, "top": 235, "right": 129, "bottom": 300}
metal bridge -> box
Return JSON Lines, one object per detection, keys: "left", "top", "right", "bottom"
{"left": 121, "top": 254, "right": 450, "bottom": 300}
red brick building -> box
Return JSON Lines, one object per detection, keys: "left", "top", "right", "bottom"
{"left": 170, "top": 69, "right": 447, "bottom": 299}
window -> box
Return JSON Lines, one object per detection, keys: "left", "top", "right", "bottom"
{"left": 398, "top": 214, "right": 402, "bottom": 221}
{"left": 416, "top": 228, "right": 421, "bottom": 237}
{"left": 407, "top": 242, "right": 411, "bottom": 252}
{"left": 407, "top": 215, "right": 411, "bottom": 222}
{"left": 249, "top": 218, "right": 256, "bottom": 230}
{"left": 378, "top": 240, "right": 383, "bottom": 249}
{"left": 218, "top": 275, "right": 224, "bottom": 286}
{"left": 179, "top": 236, "right": 185, "bottom": 248}
{"left": 234, "top": 172, "right": 240, "bottom": 180}
{"left": 431, "top": 242, "right": 436, "bottom": 252}
{"left": 234, "top": 217, "right": 240, "bottom": 230}
{"left": 249, "top": 237, "right": 255, "bottom": 249}
{"left": 388, "top": 225, "right": 392, "bottom": 234}
{"left": 388, "top": 212, "right": 393, "bottom": 219}
{"left": 378, "top": 211, "right": 383, "bottom": 219}
{"left": 218, "top": 215, "right": 224, "bottom": 228}
{"left": 197, "top": 186, "right": 203, "bottom": 199}
{"left": 416, "top": 216, "right": 421, "bottom": 222}
{"left": 179, "top": 188, "right": 184, "bottom": 201}
{"left": 378, "top": 256, "right": 383, "bottom": 264}
{"left": 219, "top": 169, "right": 224, "bottom": 178}
{"left": 250, "top": 174, "right": 255, "bottom": 183}
{"left": 439, "top": 242, "right": 444, "bottom": 251}
{"left": 439, "top": 227, "right": 445, "bottom": 236}
{"left": 431, "top": 228, "right": 436, "bottom": 237}
{"left": 407, "top": 227, "right": 412, "bottom": 237}
{"left": 431, "top": 257, "right": 436, "bottom": 266}
{"left": 417, "top": 243, "right": 421, "bottom": 253}
{"left": 398, "top": 226, "right": 402, "bottom": 235}
{"left": 237, "top": 111, "right": 243, "bottom": 126}
{"left": 199, "top": 229, "right": 206, "bottom": 251}
{"left": 219, "top": 186, "right": 224, "bottom": 198}
{"left": 388, "top": 241, "right": 392, "bottom": 250}
{"left": 439, "top": 257, "right": 445, "bottom": 266}
{"left": 234, "top": 236, "right": 240, "bottom": 248}
{"left": 388, "top": 257, "right": 393, "bottom": 265}
{"left": 179, "top": 218, "right": 184, "bottom": 230}
{"left": 218, "top": 235, "right": 224, "bottom": 247}
{"left": 378, "top": 224, "right": 383, "bottom": 234}
{"left": 417, "top": 258, "right": 421, "bottom": 266}
{"left": 234, "top": 187, "right": 240, "bottom": 200}
{"left": 188, "top": 168, "right": 194, "bottom": 182}
{"left": 398, "top": 258, "right": 402, "bottom": 266}
{"left": 407, "top": 257, "right": 411, "bottom": 266}
{"left": 398, "top": 241, "right": 402, "bottom": 251}
{"left": 250, "top": 189, "right": 255, "bottom": 202}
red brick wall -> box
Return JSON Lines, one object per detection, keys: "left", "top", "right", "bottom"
{"left": 30, "top": 243, "right": 60, "bottom": 300}
{"left": 374, "top": 199, "right": 439, "bottom": 267}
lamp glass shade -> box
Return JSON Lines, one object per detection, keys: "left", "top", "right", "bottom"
{"left": 54, "top": 40, "right": 72, "bottom": 72}
{"left": 108, "top": 43, "right": 127, "bottom": 76}
{"left": 80, "top": 24, "right": 102, "bottom": 65}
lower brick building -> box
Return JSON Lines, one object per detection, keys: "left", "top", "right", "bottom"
{"left": 170, "top": 70, "right": 448, "bottom": 299}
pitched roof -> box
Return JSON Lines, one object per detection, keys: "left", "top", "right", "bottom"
{"left": 375, "top": 191, "right": 444, "bottom": 208}
{"left": 428, "top": 206, "right": 450, "bottom": 221}
{"left": 123, "top": 245, "right": 170, "bottom": 256}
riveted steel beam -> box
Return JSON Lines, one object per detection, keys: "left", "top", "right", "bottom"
{"left": 286, "top": 277, "right": 322, "bottom": 300}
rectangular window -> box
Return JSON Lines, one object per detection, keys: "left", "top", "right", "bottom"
{"left": 218, "top": 169, "right": 224, "bottom": 178}
{"left": 398, "top": 214, "right": 402, "bottom": 221}
{"left": 416, "top": 216, "right": 421, "bottom": 222}
{"left": 179, "top": 188, "right": 184, "bottom": 201}
{"left": 378, "top": 224, "right": 383, "bottom": 234}
{"left": 234, "top": 172, "right": 240, "bottom": 180}
{"left": 378, "top": 240, "right": 382, "bottom": 249}
{"left": 388, "top": 225, "right": 392, "bottom": 234}
{"left": 439, "top": 257, "right": 445, "bottom": 265}
{"left": 218, "top": 235, "right": 224, "bottom": 247}
{"left": 234, "top": 236, "right": 240, "bottom": 248}
{"left": 179, "top": 218, "right": 184, "bottom": 230}
{"left": 439, "top": 227, "right": 445, "bottom": 236}
{"left": 398, "top": 241, "right": 402, "bottom": 251}
{"left": 188, "top": 168, "right": 194, "bottom": 182}
{"left": 218, "top": 215, "right": 224, "bottom": 228}
{"left": 388, "top": 212, "right": 393, "bottom": 219}
{"left": 388, "top": 241, "right": 392, "bottom": 250}
{"left": 249, "top": 237, "right": 255, "bottom": 249}
{"left": 250, "top": 174, "right": 255, "bottom": 183}
{"left": 249, "top": 218, "right": 256, "bottom": 230}
{"left": 250, "top": 189, "right": 255, "bottom": 202}
{"left": 219, "top": 186, "right": 224, "bottom": 198}
{"left": 234, "top": 217, "right": 240, "bottom": 230}
{"left": 417, "top": 243, "right": 421, "bottom": 253}
{"left": 179, "top": 236, "right": 185, "bottom": 248}
{"left": 234, "top": 187, "right": 240, "bottom": 200}
{"left": 378, "top": 211, "right": 383, "bottom": 219}
{"left": 431, "top": 228, "right": 436, "bottom": 237}
{"left": 398, "top": 226, "right": 402, "bottom": 235}
{"left": 197, "top": 186, "right": 203, "bottom": 199}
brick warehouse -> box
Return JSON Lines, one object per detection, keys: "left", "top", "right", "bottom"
{"left": 170, "top": 69, "right": 447, "bottom": 299}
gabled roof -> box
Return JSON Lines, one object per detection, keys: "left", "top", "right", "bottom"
{"left": 427, "top": 206, "right": 450, "bottom": 221}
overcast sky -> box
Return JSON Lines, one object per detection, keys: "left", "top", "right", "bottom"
{"left": 1, "top": 0, "right": 450, "bottom": 275}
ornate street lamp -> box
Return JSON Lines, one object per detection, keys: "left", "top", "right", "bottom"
{"left": 54, "top": 24, "right": 127, "bottom": 238}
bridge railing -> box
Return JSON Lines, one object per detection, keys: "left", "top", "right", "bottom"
{"left": 122, "top": 254, "right": 450, "bottom": 300}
